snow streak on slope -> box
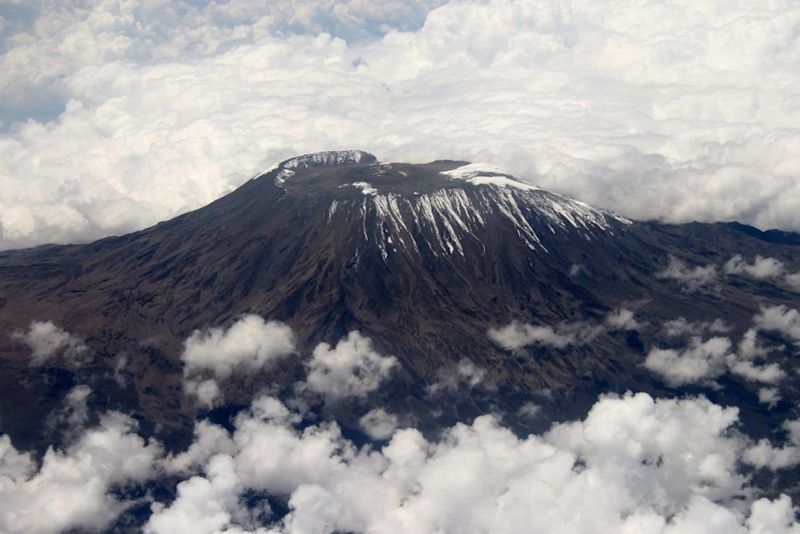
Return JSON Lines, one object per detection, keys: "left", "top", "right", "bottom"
{"left": 352, "top": 183, "right": 628, "bottom": 260}
{"left": 265, "top": 154, "right": 629, "bottom": 259}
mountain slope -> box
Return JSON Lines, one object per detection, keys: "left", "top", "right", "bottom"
{"left": 0, "top": 151, "right": 799, "bottom": 452}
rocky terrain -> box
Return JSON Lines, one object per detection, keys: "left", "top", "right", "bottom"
{"left": 1, "top": 150, "right": 799, "bottom": 477}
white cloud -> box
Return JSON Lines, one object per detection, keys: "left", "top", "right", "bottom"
{"left": 646, "top": 327, "right": 786, "bottom": 386}
{"left": 145, "top": 454, "right": 246, "bottom": 534}
{"left": 644, "top": 336, "right": 732, "bottom": 386}
{"left": 144, "top": 391, "right": 800, "bottom": 534}
{"left": 488, "top": 320, "right": 603, "bottom": 351}
{"left": 427, "top": 358, "right": 488, "bottom": 396}
{"left": 605, "top": 308, "right": 643, "bottom": 330}
{"left": 662, "top": 317, "right": 730, "bottom": 338}
{"left": 181, "top": 315, "right": 295, "bottom": 406}
{"left": 11, "top": 320, "right": 91, "bottom": 367}
{"left": 490, "top": 308, "right": 640, "bottom": 352}
{"left": 657, "top": 256, "right": 718, "bottom": 293}
{"left": 724, "top": 255, "right": 800, "bottom": 290}
{"left": 725, "top": 255, "right": 786, "bottom": 279}
{"left": 743, "top": 440, "right": 800, "bottom": 471}
{"left": 166, "top": 420, "right": 238, "bottom": 475}
{"left": 3, "top": 1, "right": 800, "bottom": 249}
{"left": 747, "top": 495, "right": 800, "bottom": 534}
{"left": 112, "top": 354, "right": 128, "bottom": 388}
{"left": 359, "top": 408, "right": 399, "bottom": 440}
{"left": 6, "top": 388, "right": 800, "bottom": 533}
{"left": 0, "top": 412, "right": 162, "bottom": 534}
{"left": 302, "top": 331, "right": 398, "bottom": 402}
{"left": 49, "top": 385, "right": 92, "bottom": 436}
{"left": 754, "top": 305, "right": 800, "bottom": 344}
{"left": 729, "top": 359, "right": 785, "bottom": 385}
{"left": 182, "top": 315, "right": 296, "bottom": 378}
{"left": 184, "top": 378, "right": 223, "bottom": 409}
{"left": 757, "top": 387, "right": 781, "bottom": 408}
{"left": 517, "top": 401, "right": 542, "bottom": 419}
{"left": 785, "top": 272, "right": 800, "bottom": 292}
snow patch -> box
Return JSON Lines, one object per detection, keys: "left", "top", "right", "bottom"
{"left": 274, "top": 150, "right": 376, "bottom": 186}
{"left": 274, "top": 168, "right": 295, "bottom": 185}
{"left": 350, "top": 182, "right": 378, "bottom": 196}
{"left": 282, "top": 150, "right": 374, "bottom": 170}
{"left": 352, "top": 183, "right": 627, "bottom": 262}
{"left": 441, "top": 163, "right": 539, "bottom": 191}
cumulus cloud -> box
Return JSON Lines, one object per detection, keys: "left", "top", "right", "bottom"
{"left": 645, "top": 327, "right": 785, "bottom": 387}
{"left": 0, "top": 412, "right": 162, "bottom": 534}
{"left": 660, "top": 255, "right": 800, "bottom": 293}
{"left": 729, "top": 360, "right": 785, "bottom": 385}
{"left": 3, "top": 1, "right": 800, "bottom": 249}
{"left": 662, "top": 317, "right": 730, "bottom": 338}
{"left": 517, "top": 401, "right": 542, "bottom": 419}
{"left": 6, "top": 387, "right": 800, "bottom": 533}
{"left": 488, "top": 320, "right": 603, "bottom": 351}
{"left": 754, "top": 305, "right": 800, "bottom": 344}
{"left": 743, "top": 435, "right": 800, "bottom": 471}
{"left": 182, "top": 315, "right": 296, "bottom": 378}
{"left": 725, "top": 255, "right": 786, "bottom": 279}
{"left": 181, "top": 315, "right": 295, "bottom": 407}
{"left": 657, "top": 256, "right": 718, "bottom": 292}
{"left": 785, "top": 272, "right": 800, "bottom": 291}
{"left": 489, "top": 308, "right": 640, "bottom": 351}
{"left": 427, "top": 358, "right": 488, "bottom": 396}
{"left": 165, "top": 420, "right": 238, "bottom": 475}
{"left": 605, "top": 307, "right": 643, "bottom": 330}
{"left": 46, "top": 385, "right": 93, "bottom": 441}
{"left": 757, "top": 387, "right": 781, "bottom": 408}
{"left": 11, "top": 320, "right": 91, "bottom": 367}
{"left": 644, "top": 336, "right": 732, "bottom": 386}
{"left": 302, "top": 331, "right": 398, "bottom": 402}
{"left": 142, "top": 391, "right": 800, "bottom": 533}
{"left": 145, "top": 454, "right": 249, "bottom": 534}
{"left": 724, "top": 255, "right": 800, "bottom": 290}
{"left": 184, "top": 378, "right": 223, "bottom": 409}
{"left": 358, "top": 408, "right": 399, "bottom": 440}
{"left": 180, "top": 322, "right": 398, "bottom": 407}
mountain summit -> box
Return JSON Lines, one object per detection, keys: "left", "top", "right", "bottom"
{"left": 0, "top": 151, "right": 798, "bottom": 449}
{"left": 269, "top": 150, "right": 628, "bottom": 258}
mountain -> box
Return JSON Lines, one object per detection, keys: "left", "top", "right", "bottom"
{"left": 1, "top": 150, "right": 799, "bottom": 461}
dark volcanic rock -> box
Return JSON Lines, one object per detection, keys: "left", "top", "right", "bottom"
{"left": 0, "top": 150, "right": 799, "bottom": 454}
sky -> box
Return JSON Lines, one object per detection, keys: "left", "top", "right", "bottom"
{"left": 1, "top": 0, "right": 799, "bottom": 250}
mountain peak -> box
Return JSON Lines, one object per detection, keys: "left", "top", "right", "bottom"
{"left": 250, "top": 153, "right": 629, "bottom": 260}
{"left": 274, "top": 150, "right": 377, "bottom": 184}
{"left": 280, "top": 150, "right": 377, "bottom": 170}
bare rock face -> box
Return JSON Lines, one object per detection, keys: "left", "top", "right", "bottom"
{"left": 0, "top": 151, "right": 799, "bottom": 454}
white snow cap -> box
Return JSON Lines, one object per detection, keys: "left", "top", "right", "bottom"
{"left": 273, "top": 150, "right": 376, "bottom": 185}
{"left": 441, "top": 162, "right": 539, "bottom": 191}
{"left": 281, "top": 150, "right": 376, "bottom": 170}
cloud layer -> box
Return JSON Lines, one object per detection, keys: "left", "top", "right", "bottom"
{"left": 142, "top": 392, "right": 800, "bottom": 533}
{"left": 0, "top": 411, "right": 162, "bottom": 534}
{"left": 4, "top": 315, "right": 800, "bottom": 532}
{"left": 2, "top": 0, "right": 800, "bottom": 249}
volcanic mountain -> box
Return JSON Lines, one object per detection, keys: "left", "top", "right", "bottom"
{"left": 1, "top": 150, "right": 799, "bottom": 454}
